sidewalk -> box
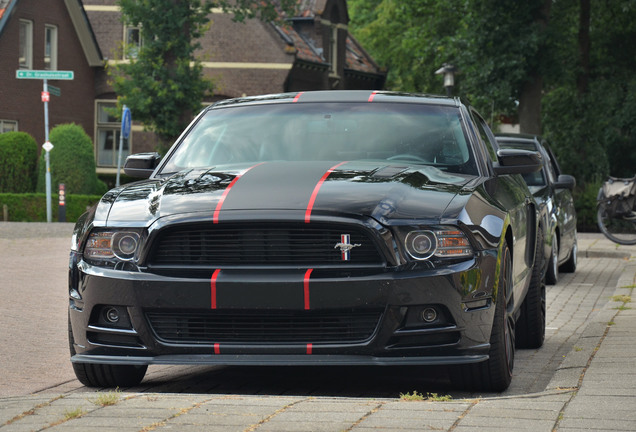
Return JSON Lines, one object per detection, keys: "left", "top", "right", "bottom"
{"left": 1, "top": 231, "right": 635, "bottom": 431}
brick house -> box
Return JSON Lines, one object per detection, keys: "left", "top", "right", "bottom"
{"left": 0, "top": 0, "right": 101, "bottom": 147}
{"left": 1, "top": 0, "right": 385, "bottom": 175}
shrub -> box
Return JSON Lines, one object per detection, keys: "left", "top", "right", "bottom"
{"left": 36, "top": 123, "right": 108, "bottom": 195}
{"left": 0, "top": 193, "right": 101, "bottom": 222}
{"left": 0, "top": 131, "right": 39, "bottom": 193}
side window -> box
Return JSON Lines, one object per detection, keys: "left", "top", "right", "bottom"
{"left": 44, "top": 25, "right": 58, "bottom": 70}
{"left": 19, "top": 20, "right": 33, "bottom": 69}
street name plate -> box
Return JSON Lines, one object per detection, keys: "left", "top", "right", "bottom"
{"left": 16, "top": 70, "right": 74, "bottom": 80}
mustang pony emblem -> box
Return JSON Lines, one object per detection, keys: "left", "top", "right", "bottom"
{"left": 334, "top": 234, "right": 361, "bottom": 261}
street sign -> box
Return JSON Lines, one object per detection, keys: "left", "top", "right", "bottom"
{"left": 121, "top": 106, "right": 132, "bottom": 139}
{"left": 48, "top": 85, "right": 61, "bottom": 97}
{"left": 16, "top": 70, "right": 74, "bottom": 80}
{"left": 42, "top": 141, "right": 54, "bottom": 152}
{"left": 41, "top": 91, "right": 50, "bottom": 102}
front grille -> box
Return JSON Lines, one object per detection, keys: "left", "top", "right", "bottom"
{"left": 146, "top": 309, "right": 383, "bottom": 344}
{"left": 147, "top": 223, "right": 383, "bottom": 266}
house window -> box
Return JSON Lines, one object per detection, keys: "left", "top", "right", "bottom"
{"left": 124, "top": 26, "right": 142, "bottom": 59}
{"left": 96, "top": 102, "right": 130, "bottom": 167}
{"left": 44, "top": 25, "right": 58, "bottom": 70}
{"left": 1, "top": 120, "right": 18, "bottom": 133}
{"left": 19, "top": 20, "right": 33, "bottom": 69}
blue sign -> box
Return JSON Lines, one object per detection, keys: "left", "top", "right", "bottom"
{"left": 121, "top": 106, "right": 132, "bottom": 139}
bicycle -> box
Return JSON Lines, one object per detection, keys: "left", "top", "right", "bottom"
{"left": 597, "top": 176, "right": 636, "bottom": 245}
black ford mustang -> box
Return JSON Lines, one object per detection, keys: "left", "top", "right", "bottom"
{"left": 69, "top": 91, "right": 544, "bottom": 392}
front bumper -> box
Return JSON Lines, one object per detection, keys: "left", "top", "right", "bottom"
{"left": 69, "top": 250, "right": 498, "bottom": 367}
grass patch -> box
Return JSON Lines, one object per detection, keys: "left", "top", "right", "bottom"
{"left": 91, "top": 389, "right": 122, "bottom": 407}
{"left": 63, "top": 408, "right": 85, "bottom": 420}
{"left": 400, "top": 391, "right": 452, "bottom": 402}
{"left": 612, "top": 295, "right": 632, "bottom": 303}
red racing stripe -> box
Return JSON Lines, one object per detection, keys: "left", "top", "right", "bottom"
{"left": 214, "top": 343, "right": 220, "bottom": 355}
{"left": 304, "top": 162, "right": 347, "bottom": 223}
{"left": 293, "top": 92, "right": 304, "bottom": 102}
{"left": 368, "top": 91, "right": 378, "bottom": 102}
{"left": 210, "top": 269, "right": 221, "bottom": 309}
{"left": 213, "top": 163, "right": 263, "bottom": 223}
{"left": 304, "top": 268, "right": 313, "bottom": 310}
{"left": 306, "top": 343, "right": 313, "bottom": 355}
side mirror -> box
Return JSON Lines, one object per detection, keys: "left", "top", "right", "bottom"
{"left": 124, "top": 152, "right": 161, "bottom": 178}
{"left": 553, "top": 174, "right": 576, "bottom": 190}
{"left": 493, "top": 149, "right": 543, "bottom": 175}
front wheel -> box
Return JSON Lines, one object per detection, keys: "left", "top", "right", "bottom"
{"left": 68, "top": 316, "right": 147, "bottom": 388}
{"left": 451, "top": 244, "right": 514, "bottom": 392}
{"left": 597, "top": 203, "right": 636, "bottom": 245}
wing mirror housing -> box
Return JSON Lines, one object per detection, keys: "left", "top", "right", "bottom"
{"left": 494, "top": 149, "right": 543, "bottom": 175}
{"left": 553, "top": 174, "right": 576, "bottom": 190}
{"left": 124, "top": 152, "right": 161, "bottom": 179}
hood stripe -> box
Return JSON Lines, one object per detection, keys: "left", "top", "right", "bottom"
{"left": 293, "top": 91, "right": 304, "bottom": 102}
{"left": 305, "top": 161, "right": 348, "bottom": 223}
{"left": 368, "top": 91, "right": 378, "bottom": 102}
{"left": 213, "top": 163, "right": 264, "bottom": 223}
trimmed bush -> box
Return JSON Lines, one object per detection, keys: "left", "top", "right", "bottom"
{"left": 36, "top": 123, "right": 108, "bottom": 195}
{"left": 0, "top": 193, "right": 102, "bottom": 222}
{"left": 0, "top": 131, "right": 39, "bottom": 193}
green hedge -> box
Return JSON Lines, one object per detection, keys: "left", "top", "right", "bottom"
{"left": 0, "top": 131, "right": 39, "bottom": 193}
{"left": 0, "top": 193, "right": 102, "bottom": 222}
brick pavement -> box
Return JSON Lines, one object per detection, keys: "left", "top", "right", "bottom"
{"left": 1, "top": 225, "right": 635, "bottom": 431}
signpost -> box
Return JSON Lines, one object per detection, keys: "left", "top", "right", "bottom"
{"left": 16, "top": 70, "right": 74, "bottom": 222}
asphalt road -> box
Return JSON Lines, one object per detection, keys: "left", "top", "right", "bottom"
{"left": 0, "top": 223, "right": 625, "bottom": 399}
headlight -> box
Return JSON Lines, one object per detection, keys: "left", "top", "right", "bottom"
{"left": 84, "top": 229, "right": 143, "bottom": 265}
{"left": 404, "top": 228, "right": 473, "bottom": 261}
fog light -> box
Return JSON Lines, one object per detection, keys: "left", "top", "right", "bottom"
{"left": 104, "top": 307, "right": 120, "bottom": 323}
{"left": 421, "top": 308, "right": 437, "bottom": 323}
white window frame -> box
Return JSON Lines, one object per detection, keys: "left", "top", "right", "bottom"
{"left": 19, "top": 19, "right": 33, "bottom": 69}
{"left": 0, "top": 120, "right": 19, "bottom": 133}
{"left": 44, "top": 24, "right": 58, "bottom": 70}
{"left": 123, "top": 25, "right": 142, "bottom": 60}
{"left": 95, "top": 101, "right": 132, "bottom": 168}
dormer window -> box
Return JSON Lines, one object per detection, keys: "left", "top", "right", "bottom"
{"left": 124, "top": 26, "right": 142, "bottom": 60}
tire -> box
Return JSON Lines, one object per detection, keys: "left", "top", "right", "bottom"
{"left": 516, "top": 224, "right": 546, "bottom": 349}
{"left": 560, "top": 234, "right": 577, "bottom": 273}
{"left": 597, "top": 204, "right": 636, "bottom": 245}
{"left": 68, "top": 315, "right": 147, "bottom": 388}
{"left": 545, "top": 235, "right": 558, "bottom": 285}
{"left": 451, "top": 244, "right": 514, "bottom": 392}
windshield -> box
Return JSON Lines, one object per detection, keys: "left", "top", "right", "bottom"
{"left": 160, "top": 102, "right": 479, "bottom": 176}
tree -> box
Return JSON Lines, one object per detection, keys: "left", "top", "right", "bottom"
{"left": 109, "top": 0, "right": 294, "bottom": 151}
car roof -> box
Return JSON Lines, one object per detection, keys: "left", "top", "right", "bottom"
{"left": 210, "top": 90, "right": 463, "bottom": 109}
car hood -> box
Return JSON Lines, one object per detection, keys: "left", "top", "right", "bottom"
{"left": 96, "top": 161, "right": 476, "bottom": 226}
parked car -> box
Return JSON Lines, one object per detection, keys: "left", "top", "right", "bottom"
{"left": 496, "top": 133, "right": 577, "bottom": 284}
{"left": 68, "top": 91, "right": 544, "bottom": 392}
